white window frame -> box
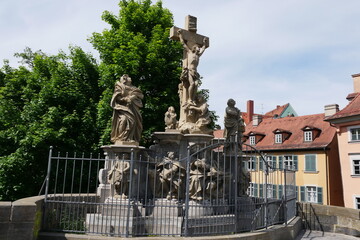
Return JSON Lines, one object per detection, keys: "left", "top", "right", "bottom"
{"left": 247, "top": 182, "right": 255, "bottom": 197}
{"left": 275, "top": 133, "right": 282, "bottom": 144}
{"left": 265, "top": 155, "right": 274, "bottom": 172}
{"left": 304, "top": 131, "right": 313, "bottom": 142}
{"left": 305, "top": 154, "right": 317, "bottom": 172}
{"left": 348, "top": 125, "right": 360, "bottom": 142}
{"left": 354, "top": 195, "right": 360, "bottom": 209}
{"left": 306, "top": 185, "right": 318, "bottom": 203}
{"left": 249, "top": 135, "right": 256, "bottom": 145}
{"left": 350, "top": 154, "right": 360, "bottom": 176}
{"left": 284, "top": 155, "right": 294, "bottom": 170}
{"left": 247, "top": 156, "right": 257, "bottom": 171}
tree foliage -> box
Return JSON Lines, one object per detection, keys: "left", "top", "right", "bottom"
{"left": 90, "top": 0, "right": 183, "bottom": 146}
{"left": 0, "top": 47, "right": 100, "bottom": 200}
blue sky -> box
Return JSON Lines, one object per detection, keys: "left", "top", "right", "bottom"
{"left": 1, "top": 0, "right": 360, "bottom": 125}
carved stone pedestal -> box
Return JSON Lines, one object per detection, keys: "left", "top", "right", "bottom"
{"left": 187, "top": 200, "right": 213, "bottom": 217}
{"left": 146, "top": 199, "right": 183, "bottom": 235}
{"left": 97, "top": 144, "right": 146, "bottom": 202}
{"left": 151, "top": 132, "right": 213, "bottom": 163}
{"left": 86, "top": 197, "right": 145, "bottom": 236}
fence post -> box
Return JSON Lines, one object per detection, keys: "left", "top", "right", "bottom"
{"left": 44, "top": 146, "right": 53, "bottom": 202}
{"left": 184, "top": 146, "right": 191, "bottom": 237}
{"left": 125, "top": 149, "right": 135, "bottom": 237}
{"left": 234, "top": 131, "right": 239, "bottom": 233}
{"left": 264, "top": 154, "right": 268, "bottom": 229}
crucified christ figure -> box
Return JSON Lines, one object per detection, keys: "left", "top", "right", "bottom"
{"left": 178, "top": 29, "right": 208, "bottom": 105}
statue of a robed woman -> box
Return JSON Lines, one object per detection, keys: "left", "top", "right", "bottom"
{"left": 110, "top": 74, "right": 143, "bottom": 144}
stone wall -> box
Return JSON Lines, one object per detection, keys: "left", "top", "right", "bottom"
{"left": 298, "top": 202, "right": 360, "bottom": 237}
{"left": 0, "top": 196, "right": 44, "bottom": 240}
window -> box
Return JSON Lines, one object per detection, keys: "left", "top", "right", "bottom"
{"left": 348, "top": 126, "right": 360, "bottom": 142}
{"left": 284, "top": 155, "right": 293, "bottom": 170}
{"left": 279, "top": 155, "right": 298, "bottom": 171}
{"left": 350, "top": 155, "right": 360, "bottom": 176}
{"left": 300, "top": 186, "right": 323, "bottom": 204}
{"left": 275, "top": 134, "right": 282, "bottom": 143}
{"left": 247, "top": 183, "right": 258, "bottom": 197}
{"left": 247, "top": 156, "right": 257, "bottom": 171}
{"left": 249, "top": 135, "right": 256, "bottom": 145}
{"left": 306, "top": 186, "right": 317, "bottom": 203}
{"left": 305, "top": 154, "right": 316, "bottom": 172}
{"left": 355, "top": 197, "right": 360, "bottom": 209}
{"left": 304, "top": 131, "right": 313, "bottom": 142}
{"left": 353, "top": 160, "right": 360, "bottom": 175}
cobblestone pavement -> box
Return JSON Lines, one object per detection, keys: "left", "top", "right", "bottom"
{"left": 296, "top": 230, "right": 359, "bottom": 240}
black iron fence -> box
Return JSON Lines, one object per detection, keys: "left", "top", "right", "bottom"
{"left": 42, "top": 139, "right": 296, "bottom": 237}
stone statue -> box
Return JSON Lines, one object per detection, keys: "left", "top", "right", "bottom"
{"left": 164, "top": 106, "right": 177, "bottom": 130}
{"left": 189, "top": 158, "right": 211, "bottom": 201}
{"left": 157, "top": 152, "right": 185, "bottom": 200}
{"left": 110, "top": 74, "right": 143, "bottom": 145}
{"left": 223, "top": 99, "right": 244, "bottom": 141}
{"left": 178, "top": 29, "right": 208, "bottom": 105}
{"left": 185, "top": 93, "right": 212, "bottom": 134}
{"left": 170, "top": 15, "right": 211, "bottom": 134}
{"left": 108, "top": 159, "right": 134, "bottom": 199}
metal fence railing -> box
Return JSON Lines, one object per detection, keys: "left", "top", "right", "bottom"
{"left": 42, "top": 138, "right": 296, "bottom": 237}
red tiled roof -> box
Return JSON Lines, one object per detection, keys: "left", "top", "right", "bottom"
{"left": 244, "top": 113, "right": 336, "bottom": 151}
{"left": 326, "top": 93, "right": 360, "bottom": 120}
{"left": 264, "top": 103, "right": 289, "bottom": 117}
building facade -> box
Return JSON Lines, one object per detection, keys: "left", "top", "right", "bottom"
{"left": 325, "top": 74, "right": 360, "bottom": 209}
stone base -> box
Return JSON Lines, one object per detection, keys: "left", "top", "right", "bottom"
{"left": 187, "top": 200, "right": 213, "bottom": 217}
{"left": 151, "top": 199, "right": 183, "bottom": 217}
{"left": 86, "top": 198, "right": 145, "bottom": 236}
{"left": 186, "top": 214, "right": 236, "bottom": 236}
{"left": 86, "top": 213, "right": 145, "bottom": 236}
{"left": 146, "top": 199, "right": 184, "bottom": 235}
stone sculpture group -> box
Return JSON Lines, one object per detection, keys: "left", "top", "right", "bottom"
{"left": 106, "top": 15, "right": 248, "bottom": 202}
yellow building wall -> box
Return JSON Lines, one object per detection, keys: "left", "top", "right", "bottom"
{"left": 248, "top": 151, "right": 329, "bottom": 205}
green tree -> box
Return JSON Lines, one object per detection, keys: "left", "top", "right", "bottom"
{"left": 0, "top": 47, "right": 100, "bottom": 200}
{"left": 90, "top": 0, "right": 183, "bottom": 146}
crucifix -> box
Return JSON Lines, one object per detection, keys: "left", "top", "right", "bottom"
{"left": 170, "top": 15, "right": 210, "bottom": 131}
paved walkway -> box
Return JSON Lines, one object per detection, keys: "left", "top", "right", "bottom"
{"left": 296, "top": 230, "right": 359, "bottom": 240}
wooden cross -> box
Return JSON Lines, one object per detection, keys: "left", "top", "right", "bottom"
{"left": 170, "top": 15, "right": 209, "bottom": 49}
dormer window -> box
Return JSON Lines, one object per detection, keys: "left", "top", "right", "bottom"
{"left": 273, "top": 129, "right": 291, "bottom": 144}
{"left": 249, "top": 136, "right": 256, "bottom": 145}
{"left": 247, "top": 131, "right": 266, "bottom": 145}
{"left": 302, "top": 126, "right": 321, "bottom": 142}
{"left": 304, "top": 131, "right": 313, "bottom": 142}
{"left": 275, "top": 134, "right": 282, "bottom": 143}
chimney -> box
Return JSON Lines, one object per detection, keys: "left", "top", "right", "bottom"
{"left": 351, "top": 73, "right": 360, "bottom": 93}
{"left": 252, "top": 115, "right": 262, "bottom": 126}
{"left": 324, "top": 104, "right": 339, "bottom": 117}
{"left": 247, "top": 100, "right": 254, "bottom": 124}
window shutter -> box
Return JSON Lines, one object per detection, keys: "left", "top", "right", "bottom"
{"left": 254, "top": 183, "right": 258, "bottom": 197}
{"left": 278, "top": 185, "right": 283, "bottom": 199}
{"left": 293, "top": 155, "right": 298, "bottom": 171}
{"left": 278, "top": 156, "right": 283, "bottom": 170}
{"left": 273, "top": 184, "right": 277, "bottom": 199}
{"left": 259, "top": 184, "right": 263, "bottom": 198}
{"left": 317, "top": 187, "right": 323, "bottom": 204}
{"left": 305, "top": 155, "right": 316, "bottom": 171}
{"left": 300, "top": 186, "right": 305, "bottom": 202}
{"left": 259, "top": 157, "right": 263, "bottom": 170}
{"left": 272, "top": 156, "right": 277, "bottom": 169}
{"left": 254, "top": 157, "right": 257, "bottom": 171}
